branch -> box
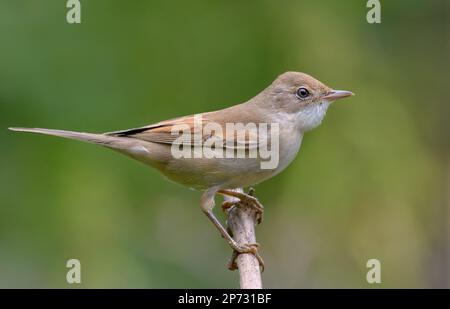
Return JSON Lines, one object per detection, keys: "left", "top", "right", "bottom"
{"left": 225, "top": 188, "right": 263, "bottom": 289}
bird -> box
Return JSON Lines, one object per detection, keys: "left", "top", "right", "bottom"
{"left": 9, "top": 71, "right": 354, "bottom": 270}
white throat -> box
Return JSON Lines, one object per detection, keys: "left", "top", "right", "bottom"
{"left": 296, "top": 101, "right": 330, "bottom": 132}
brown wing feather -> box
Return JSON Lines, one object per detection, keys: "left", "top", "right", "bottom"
{"left": 105, "top": 114, "right": 263, "bottom": 149}
{"left": 105, "top": 115, "right": 208, "bottom": 145}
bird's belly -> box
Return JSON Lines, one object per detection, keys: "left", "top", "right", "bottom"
{"left": 158, "top": 132, "right": 303, "bottom": 190}
{"left": 161, "top": 157, "right": 271, "bottom": 190}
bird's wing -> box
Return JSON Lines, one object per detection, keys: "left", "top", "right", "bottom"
{"left": 105, "top": 114, "right": 266, "bottom": 150}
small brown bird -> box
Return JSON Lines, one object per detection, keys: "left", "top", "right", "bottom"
{"left": 10, "top": 72, "right": 353, "bottom": 268}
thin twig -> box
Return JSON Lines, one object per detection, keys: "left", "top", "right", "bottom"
{"left": 225, "top": 188, "right": 262, "bottom": 289}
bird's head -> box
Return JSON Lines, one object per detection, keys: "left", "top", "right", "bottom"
{"left": 267, "top": 71, "right": 354, "bottom": 132}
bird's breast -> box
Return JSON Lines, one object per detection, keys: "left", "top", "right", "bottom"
{"left": 274, "top": 128, "right": 303, "bottom": 174}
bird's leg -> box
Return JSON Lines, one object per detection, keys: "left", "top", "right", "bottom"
{"left": 217, "top": 188, "right": 264, "bottom": 224}
{"left": 200, "top": 188, "right": 260, "bottom": 266}
{"left": 219, "top": 187, "right": 265, "bottom": 272}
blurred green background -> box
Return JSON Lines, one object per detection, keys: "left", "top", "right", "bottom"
{"left": 0, "top": 0, "right": 449, "bottom": 288}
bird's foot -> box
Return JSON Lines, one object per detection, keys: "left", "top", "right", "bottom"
{"left": 227, "top": 242, "right": 265, "bottom": 272}
{"left": 221, "top": 200, "right": 237, "bottom": 212}
{"left": 238, "top": 193, "right": 264, "bottom": 224}
{"left": 220, "top": 188, "right": 264, "bottom": 224}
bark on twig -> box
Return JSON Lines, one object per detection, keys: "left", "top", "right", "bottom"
{"left": 225, "top": 188, "right": 262, "bottom": 289}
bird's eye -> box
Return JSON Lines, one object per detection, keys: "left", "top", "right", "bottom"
{"left": 296, "top": 87, "right": 310, "bottom": 99}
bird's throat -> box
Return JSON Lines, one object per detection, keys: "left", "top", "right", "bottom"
{"left": 296, "top": 101, "right": 330, "bottom": 132}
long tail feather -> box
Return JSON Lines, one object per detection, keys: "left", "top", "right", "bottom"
{"left": 8, "top": 127, "right": 129, "bottom": 149}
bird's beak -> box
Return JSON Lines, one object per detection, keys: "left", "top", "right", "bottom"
{"left": 322, "top": 89, "right": 354, "bottom": 102}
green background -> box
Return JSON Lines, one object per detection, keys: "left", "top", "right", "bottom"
{"left": 0, "top": 0, "right": 449, "bottom": 288}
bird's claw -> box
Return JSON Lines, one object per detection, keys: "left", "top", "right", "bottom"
{"left": 248, "top": 187, "right": 255, "bottom": 196}
{"left": 241, "top": 195, "right": 264, "bottom": 225}
{"left": 221, "top": 188, "right": 264, "bottom": 224}
{"left": 221, "top": 200, "right": 237, "bottom": 213}
{"left": 228, "top": 243, "right": 265, "bottom": 272}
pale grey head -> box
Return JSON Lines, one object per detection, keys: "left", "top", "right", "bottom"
{"left": 258, "top": 71, "right": 354, "bottom": 132}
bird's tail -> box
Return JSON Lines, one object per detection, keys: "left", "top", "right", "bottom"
{"left": 8, "top": 127, "right": 133, "bottom": 150}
